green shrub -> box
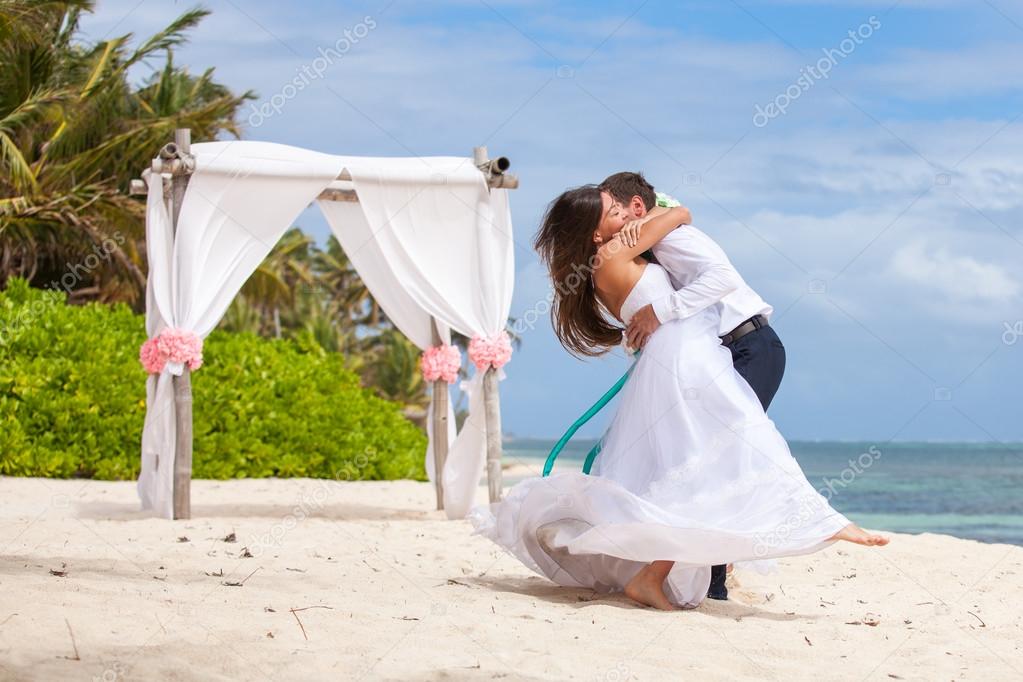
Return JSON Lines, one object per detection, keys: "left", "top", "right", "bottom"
{"left": 0, "top": 279, "right": 427, "bottom": 481}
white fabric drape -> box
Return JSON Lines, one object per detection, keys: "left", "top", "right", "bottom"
{"left": 139, "top": 142, "right": 347, "bottom": 518}
{"left": 139, "top": 142, "right": 514, "bottom": 519}
{"left": 315, "top": 198, "right": 456, "bottom": 486}
{"left": 319, "top": 159, "right": 514, "bottom": 518}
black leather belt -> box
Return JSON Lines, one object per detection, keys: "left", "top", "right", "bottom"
{"left": 720, "top": 314, "right": 769, "bottom": 346}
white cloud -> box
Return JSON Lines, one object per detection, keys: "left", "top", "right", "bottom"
{"left": 887, "top": 239, "right": 1021, "bottom": 303}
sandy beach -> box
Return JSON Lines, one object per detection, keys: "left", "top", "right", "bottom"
{"left": 1, "top": 475, "right": 1020, "bottom": 681}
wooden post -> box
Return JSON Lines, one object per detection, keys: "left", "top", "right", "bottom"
{"left": 473, "top": 145, "right": 488, "bottom": 169}
{"left": 482, "top": 366, "right": 503, "bottom": 502}
{"left": 169, "top": 128, "right": 193, "bottom": 520}
{"left": 430, "top": 319, "right": 449, "bottom": 510}
{"left": 474, "top": 146, "right": 506, "bottom": 503}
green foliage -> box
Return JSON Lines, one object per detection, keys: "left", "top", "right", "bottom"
{"left": 0, "top": 279, "right": 427, "bottom": 481}
{"left": 0, "top": 1, "right": 255, "bottom": 304}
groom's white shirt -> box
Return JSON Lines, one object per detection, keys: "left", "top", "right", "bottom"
{"left": 650, "top": 225, "right": 772, "bottom": 336}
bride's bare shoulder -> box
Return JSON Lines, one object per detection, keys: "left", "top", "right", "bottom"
{"left": 593, "top": 255, "right": 647, "bottom": 317}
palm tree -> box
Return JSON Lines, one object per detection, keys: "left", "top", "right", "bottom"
{"left": 363, "top": 328, "right": 429, "bottom": 416}
{"left": 219, "top": 293, "right": 263, "bottom": 336}
{"left": 238, "top": 228, "right": 315, "bottom": 336}
{"left": 0, "top": 1, "right": 254, "bottom": 305}
{"left": 315, "top": 236, "right": 382, "bottom": 327}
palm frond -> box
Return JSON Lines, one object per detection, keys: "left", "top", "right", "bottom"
{"left": 0, "top": 131, "right": 38, "bottom": 192}
{"left": 79, "top": 36, "right": 127, "bottom": 99}
{"left": 124, "top": 7, "right": 210, "bottom": 68}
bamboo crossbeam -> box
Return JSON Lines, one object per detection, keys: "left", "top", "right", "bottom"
{"left": 130, "top": 151, "right": 519, "bottom": 200}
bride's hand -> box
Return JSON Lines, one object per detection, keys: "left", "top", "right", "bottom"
{"left": 603, "top": 205, "right": 688, "bottom": 261}
{"left": 617, "top": 219, "right": 644, "bottom": 248}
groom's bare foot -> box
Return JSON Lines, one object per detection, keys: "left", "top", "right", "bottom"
{"left": 624, "top": 565, "right": 677, "bottom": 611}
{"left": 831, "top": 523, "right": 890, "bottom": 547}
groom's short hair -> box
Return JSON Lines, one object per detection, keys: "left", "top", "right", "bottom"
{"left": 600, "top": 172, "right": 656, "bottom": 211}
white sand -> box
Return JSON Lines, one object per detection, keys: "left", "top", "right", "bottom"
{"left": 0, "top": 476, "right": 1020, "bottom": 681}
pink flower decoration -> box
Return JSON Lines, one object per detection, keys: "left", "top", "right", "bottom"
{"left": 421, "top": 344, "right": 461, "bottom": 383}
{"left": 139, "top": 328, "right": 204, "bottom": 374}
{"left": 468, "top": 331, "right": 513, "bottom": 371}
{"left": 139, "top": 337, "right": 165, "bottom": 374}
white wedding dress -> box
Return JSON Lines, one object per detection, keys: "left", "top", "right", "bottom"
{"left": 469, "top": 263, "right": 851, "bottom": 608}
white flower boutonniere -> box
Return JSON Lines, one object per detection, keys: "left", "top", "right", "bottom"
{"left": 655, "top": 191, "right": 681, "bottom": 208}
{"left": 621, "top": 331, "right": 638, "bottom": 357}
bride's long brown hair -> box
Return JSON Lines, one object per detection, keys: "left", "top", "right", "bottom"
{"left": 533, "top": 185, "right": 623, "bottom": 358}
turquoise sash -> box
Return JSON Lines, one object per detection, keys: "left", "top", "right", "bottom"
{"left": 542, "top": 351, "right": 641, "bottom": 477}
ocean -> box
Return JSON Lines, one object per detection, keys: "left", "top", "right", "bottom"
{"left": 502, "top": 439, "right": 1023, "bottom": 546}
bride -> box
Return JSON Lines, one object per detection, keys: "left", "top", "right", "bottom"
{"left": 469, "top": 185, "right": 888, "bottom": 611}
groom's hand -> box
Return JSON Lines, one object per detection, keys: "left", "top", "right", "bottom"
{"left": 626, "top": 304, "right": 661, "bottom": 349}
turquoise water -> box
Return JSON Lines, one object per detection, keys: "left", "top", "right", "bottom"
{"left": 503, "top": 439, "right": 1023, "bottom": 546}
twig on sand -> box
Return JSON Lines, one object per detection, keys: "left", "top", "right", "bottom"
{"left": 63, "top": 618, "right": 80, "bottom": 661}
{"left": 289, "top": 606, "right": 334, "bottom": 641}
{"left": 967, "top": 611, "right": 986, "bottom": 628}
{"left": 222, "top": 566, "right": 261, "bottom": 587}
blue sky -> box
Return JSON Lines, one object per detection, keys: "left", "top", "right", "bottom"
{"left": 80, "top": 0, "right": 1023, "bottom": 442}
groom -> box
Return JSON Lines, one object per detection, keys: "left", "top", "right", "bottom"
{"left": 600, "top": 172, "right": 784, "bottom": 601}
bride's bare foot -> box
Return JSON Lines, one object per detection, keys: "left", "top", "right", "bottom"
{"left": 624, "top": 563, "right": 677, "bottom": 611}
{"left": 831, "top": 523, "right": 889, "bottom": 547}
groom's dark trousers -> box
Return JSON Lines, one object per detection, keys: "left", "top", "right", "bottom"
{"left": 727, "top": 322, "right": 786, "bottom": 412}
{"left": 707, "top": 319, "right": 787, "bottom": 600}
